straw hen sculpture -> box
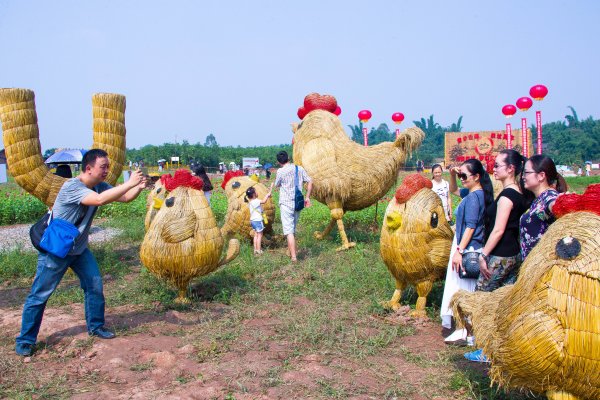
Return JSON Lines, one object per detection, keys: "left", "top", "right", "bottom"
{"left": 220, "top": 171, "right": 276, "bottom": 241}
{"left": 380, "top": 174, "right": 453, "bottom": 316}
{"left": 140, "top": 170, "right": 240, "bottom": 303}
{"left": 292, "top": 93, "right": 424, "bottom": 250}
{"left": 0, "top": 88, "right": 127, "bottom": 206}
{"left": 451, "top": 184, "right": 600, "bottom": 400}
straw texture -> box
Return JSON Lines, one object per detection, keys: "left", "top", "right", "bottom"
{"left": 221, "top": 176, "right": 275, "bottom": 241}
{"left": 145, "top": 179, "right": 168, "bottom": 231}
{"left": 451, "top": 200, "right": 600, "bottom": 399}
{"left": 0, "top": 88, "right": 127, "bottom": 206}
{"left": 140, "top": 171, "right": 240, "bottom": 303}
{"left": 292, "top": 109, "right": 424, "bottom": 250}
{"left": 380, "top": 175, "right": 454, "bottom": 315}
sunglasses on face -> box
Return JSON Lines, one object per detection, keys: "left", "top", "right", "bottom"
{"left": 458, "top": 172, "right": 470, "bottom": 180}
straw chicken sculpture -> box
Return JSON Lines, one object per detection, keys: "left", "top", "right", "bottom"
{"left": 380, "top": 174, "right": 453, "bottom": 316}
{"left": 292, "top": 93, "right": 424, "bottom": 250}
{"left": 220, "top": 171, "right": 276, "bottom": 241}
{"left": 0, "top": 88, "right": 127, "bottom": 206}
{"left": 451, "top": 184, "right": 600, "bottom": 400}
{"left": 140, "top": 170, "right": 240, "bottom": 303}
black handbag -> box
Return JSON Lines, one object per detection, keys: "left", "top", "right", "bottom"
{"left": 294, "top": 166, "right": 305, "bottom": 212}
{"left": 459, "top": 251, "right": 481, "bottom": 279}
{"left": 30, "top": 211, "right": 51, "bottom": 253}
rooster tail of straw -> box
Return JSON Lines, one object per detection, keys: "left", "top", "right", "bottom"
{"left": 218, "top": 238, "right": 240, "bottom": 267}
{"left": 0, "top": 88, "right": 126, "bottom": 206}
{"left": 393, "top": 127, "right": 425, "bottom": 158}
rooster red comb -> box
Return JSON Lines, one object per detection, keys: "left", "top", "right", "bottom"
{"left": 221, "top": 170, "right": 244, "bottom": 189}
{"left": 395, "top": 174, "right": 433, "bottom": 204}
{"left": 553, "top": 184, "right": 600, "bottom": 218}
{"left": 160, "top": 169, "right": 203, "bottom": 192}
{"left": 297, "top": 93, "right": 338, "bottom": 120}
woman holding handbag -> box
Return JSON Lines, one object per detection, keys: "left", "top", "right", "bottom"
{"left": 440, "top": 159, "right": 493, "bottom": 345}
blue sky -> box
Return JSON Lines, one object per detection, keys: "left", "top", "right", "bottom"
{"left": 1, "top": 1, "right": 599, "bottom": 151}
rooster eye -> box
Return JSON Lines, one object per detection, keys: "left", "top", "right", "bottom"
{"left": 232, "top": 182, "right": 241, "bottom": 189}
{"left": 430, "top": 212, "right": 438, "bottom": 228}
{"left": 156, "top": 188, "right": 162, "bottom": 194}
{"left": 166, "top": 197, "right": 175, "bottom": 207}
{"left": 556, "top": 236, "right": 581, "bottom": 260}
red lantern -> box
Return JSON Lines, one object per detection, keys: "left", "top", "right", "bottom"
{"left": 502, "top": 104, "right": 517, "bottom": 118}
{"left": 334, "top": 106, "right": 342, "bottom": 116}
{"left": 529, "top": 84, "right": 548, "bottom": 101}
{"left": 516, "top": 97, "right": 533, "bottom": 112}
{"left": 391, "top": 112, "right": 404, "bottom": 124}
{"left": 358, "top": 110, "right": 372, "bottom": 123}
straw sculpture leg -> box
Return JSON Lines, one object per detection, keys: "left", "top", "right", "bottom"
{"left": 410, "top": 280, "right": 433, "bottom": 318}
{"left": 313, "top": 201, "right": 356, "bottom": 251}
{"left": 381, "top": 279, "right": 406, "bottom": 311}
{"left": 218, "top": 239, "right": 240, "bottom": 267}
{"left": 0, "top": 88, "right": 126, "bottom": 207}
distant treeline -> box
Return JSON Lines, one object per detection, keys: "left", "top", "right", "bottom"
{"left": 75, "top": 107, "right": 596, "bottom": 168}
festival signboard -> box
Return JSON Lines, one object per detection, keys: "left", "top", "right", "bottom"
{"left": 444, "top": 129, "right": 532, "bottom": 168}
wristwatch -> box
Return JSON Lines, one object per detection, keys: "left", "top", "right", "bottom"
{"left": 456, "top": 246, "right": 464, "bottom": 254}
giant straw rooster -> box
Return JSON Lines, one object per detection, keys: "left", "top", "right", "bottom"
{"left": 380, "top": 174, "right": 453, "bottom": 316}
{"left": 451, "top": 184, "right": 600, "bottom": 400}
{"left": 292, "top": 93, "right": 424, "bottom": 250}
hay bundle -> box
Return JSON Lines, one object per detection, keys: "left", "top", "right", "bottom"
{"left": 0, "top": 88, "right": 127, "bottom": 206}
{"left": 140, "top": 169, "right": 239, "bottom": 303}
{"left": 451, "top": 184, "right": 600, "bottom": 400}
{"left": 221, "top": 175, "right": 275, "bottom": 241}
{"left": 292, "top": 104, "right": 424, "bottom": 250}
{"left": 380, "top": 174, "right": 454, "bottom": 315}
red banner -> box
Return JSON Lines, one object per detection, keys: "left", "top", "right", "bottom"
{"left": 521, "top": 118, "right": 528, "bottom": 157}
{"left": 445, "top": 129, "right": 531, "bottom": 167}
{"left": 536, "top": 110, "right": 542, "bottom": 154}
{"left": 363, "top": 127, "right": 368, "bottom": 146}
{"left": 506, "top": 123, "right": 512, "bottom": 149}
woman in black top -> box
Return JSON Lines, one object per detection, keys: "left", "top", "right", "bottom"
{"left": 476, "top": 149, "right": 526, "bottom": 292}
{"left": 192, "top": 165, "right": 214, "bottom": 204}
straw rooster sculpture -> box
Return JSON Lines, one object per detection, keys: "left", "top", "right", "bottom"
{"left": 451, "top": 184, "right": 600, "bottom": 400}
{"left": 140, "top": 170, "right": 240, "bottom": 303}
{"left": 292, "top": 93, "right": 424, "bottom": 250}
{"left": 380, "top": 174, "right": 453, "bottom": 316}
{"left": 220, "top": 171, "right": 276, "bottom": 242}
{"left": 0, "top": 88, "right": 127, "bottom": 206}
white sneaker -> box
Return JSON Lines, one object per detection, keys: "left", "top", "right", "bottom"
{"left": 444, "top": 328, "right": 467, "bottom": 343}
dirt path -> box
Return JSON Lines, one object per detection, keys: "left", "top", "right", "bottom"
{"left": 0, "top": 299, "right": 479, "bottom": 399}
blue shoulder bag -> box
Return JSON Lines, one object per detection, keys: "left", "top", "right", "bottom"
{"left": 294, "top": 166, "right": 305, "bottom": 212}
{"left": 39, "top": 212, "right": 82, "bottom": 258}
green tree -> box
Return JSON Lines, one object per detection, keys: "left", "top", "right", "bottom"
{"left": 204, "top": 134, "right": 218, "bottom": 147}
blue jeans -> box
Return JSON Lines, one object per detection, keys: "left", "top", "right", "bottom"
{"left": 16, "top": 248, "right": 105, "bottom": 345}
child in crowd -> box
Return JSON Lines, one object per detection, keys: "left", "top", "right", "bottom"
{"left": 431, "top": 164, "right": 452, "bottom": 222}
{"left": 245, "top": 186, "right": 272, "bottom": 255}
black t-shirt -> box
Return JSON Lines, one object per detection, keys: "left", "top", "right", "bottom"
{"left": 486, "top": 187, "right": 526, "bottom": 257}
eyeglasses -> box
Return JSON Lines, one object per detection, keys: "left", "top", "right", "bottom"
{"left": 457, "top": 172, "right": 471, "bottom": 180}
{"left": 494, "top": 163, "right": 507, "bottom": 169}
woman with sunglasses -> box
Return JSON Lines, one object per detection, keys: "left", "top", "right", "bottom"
{"left": 475, "top": 149, "right": 527, "bottom": 292}
{"left": 519, "top": 154, "right": 567, "bottom": 259}
{"left": 441, "top": 159, "right": 494, "bottom": 344}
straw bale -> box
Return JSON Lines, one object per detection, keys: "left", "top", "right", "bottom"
{"left": 451, "top": 211, "right": 600, "bottom": 399}
{"left": 0, "top": 88, "right": 127, "bottom": 206}
{"left": 140, "top": 182, "right": 239, "bottom": 303}
{"left": 292, "top": 108, "right": 424, "bottom": 250}
{"left": 220, "top": 176, "right": 275, "bottom": 241}
{"left": 380, "top": 186, "right": 453, "bottom": 314}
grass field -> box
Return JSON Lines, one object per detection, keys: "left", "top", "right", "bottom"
{"left": 0, "top": 174, "right": 598, "bottom": 399}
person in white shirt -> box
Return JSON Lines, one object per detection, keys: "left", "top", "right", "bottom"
{"left": 271, "top": 151, "right": 312, "bottom": 262}
{"left": 245, "top": 186, "right": 272, "bottom": 255}
{"left": 431, "top": 164, "right": 452, "bottom": 222}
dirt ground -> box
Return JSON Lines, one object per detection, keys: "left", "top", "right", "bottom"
{"left": 0, "top": 290, "right": 487, "bottom": 400}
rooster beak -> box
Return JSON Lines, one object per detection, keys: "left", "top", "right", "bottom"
{"left": 152, "top": 197, "right": 164, "bottom": 209}
{"left": 386, "top": 211, "right": 402, "bottom": 230}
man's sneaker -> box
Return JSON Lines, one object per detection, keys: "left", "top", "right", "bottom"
{"left": 464, "top": 348, "right": 490, "bottom": 363}
{"left": 15, "top": 343, "right": 34, "bottom": 356}
{"left": 444, "top": 328, "right": 467, "bottom": 343}
{"left": 89, "top": 327, "right": 116, "bottom": 339}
